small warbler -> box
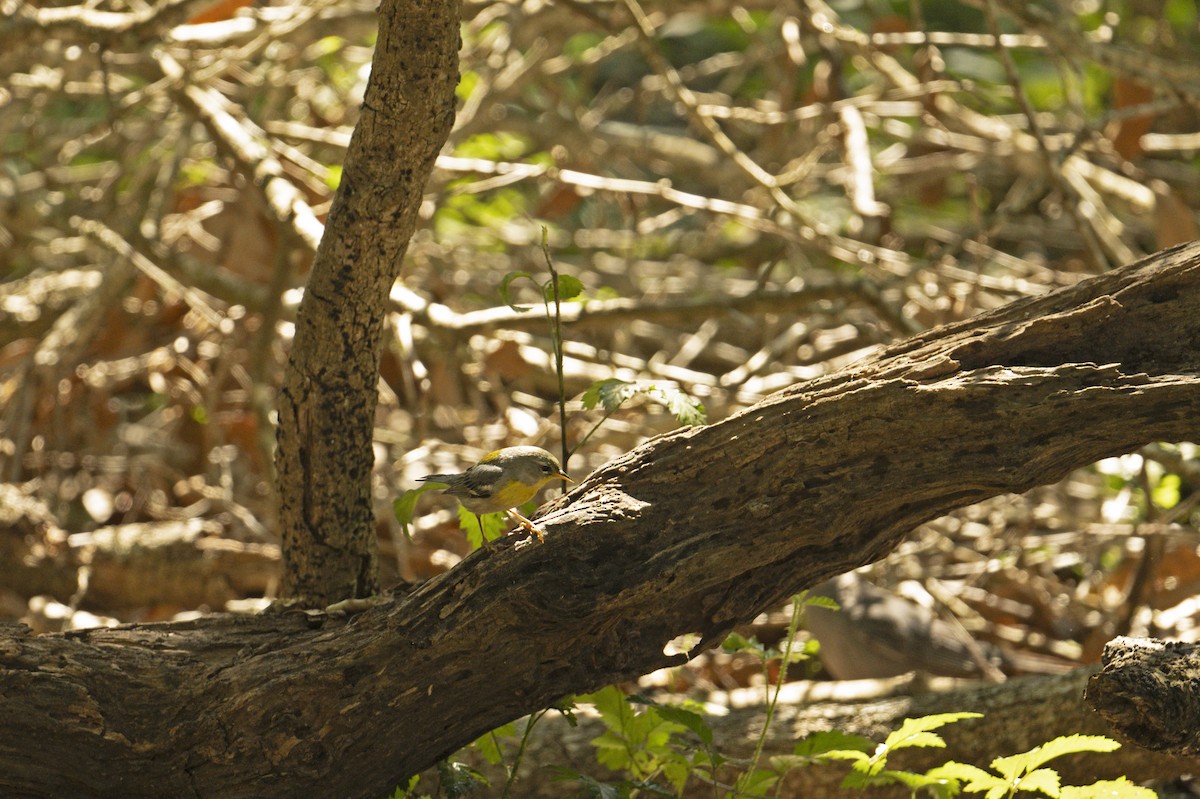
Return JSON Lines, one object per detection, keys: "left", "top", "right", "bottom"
{"left": 418, "top": 446, "right": 572, "bottom": 542}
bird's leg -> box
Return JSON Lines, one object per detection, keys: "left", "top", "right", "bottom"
{"left": 506, "top": 508, "right": 545, "bottom": 543}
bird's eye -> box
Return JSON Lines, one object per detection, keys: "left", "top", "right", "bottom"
{"left": 541, "top": 464, "right": 552, "bottom": 473}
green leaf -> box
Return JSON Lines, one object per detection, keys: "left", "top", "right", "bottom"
{"left": 585, "top": 687, "right": 641, "bottom": 772}
{"left": 1015, "top": 767, "right": 1062, "bottom": 797}
{"left": 544, "top": 273, "right": 584, "bottom": 303}
{"left": 579, "top": 379, "right": 706, "bottom": 426}
{"left": 1060, "top": 778, "right": 1157, "bottom": 799}
{"left": 1152, "top": 472, "right": 1181, "bottom": 509}
{"left": 650, "top": 704, "right": 714, "bottom": 747}
{"left": 644, "top": 382, "right": 706, "bottom": 426}
{"left": 1165, "top": 0, "right": 1198, "bottom": 28}
{"left": 585, "top": 687, "right": 689, "bottom": 780}
{"left": 991, "top": 735, "right": 1120, "bottom": 778}
{"left": 732, "top": 767, "right": 777, "bottom": 797}
{"left": 804, "top": 594, "right": 841, "bottom": 611}
{"left": 456, "top": 69, "right": 480, "bottom": 103}
{"left": 884, "top": 713, "right": 984, "bottom": 752}
{"left": 694, "top": 748, "right": 726, "bottom": 771}
{"left": 547, "top": 767, "right": 629, "bottom": 799}
{"left": 888, "top": 769, "right": 961, "bottom": 794}
{"left": 581, "top": 378, "right": 637, "bottom": 413}
{"left": 928, "top": 761, "right": 1001, "bottom": 788}
{"left": 858, "top": 713, "right": 982, "bottom": 777}
{"left": 471, "top": 721, "right": 516, "bottom": 765}
{"left": 454, "top": 131, "right": 529, "bottom": 161}
{"left": 324, "top": 164, "right": 342, "bottom": 190}
{"left": 500, "top": 270, "right": 536, "bottom": 312}
{"left": 626, "top": 780, "right": 676, "bottom": 797}
{"left": 796, "top": 636, "right": 821, "bottom": 660}
{"left": 388, "top": 774, "right": 424, "bottom": 798}
{"left": 822, "top": 748, "right": 871, "bottom": 764}
{"left": 393, "top": 483, "right": 444, "bottom": 540}
{"left": 458, "top": 506, "right": 506, "bottom": 549}
{"left": 792, "top": 729, "right": 874, "bottom": 759}
{"left": 842, "top": 767, "right": 918, "bottom": 789}
{"left": 720, "top": 631, "right": 770, "bottom": 658}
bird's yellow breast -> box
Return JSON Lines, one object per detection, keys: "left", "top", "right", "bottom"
{"left": 488, "top": 479, "right": 545, "bottom": 511}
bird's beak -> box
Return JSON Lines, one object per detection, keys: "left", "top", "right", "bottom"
{"left": 558, "top": 471, "right": 574, "bottom": 483}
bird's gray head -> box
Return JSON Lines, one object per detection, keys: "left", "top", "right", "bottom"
{"left": 482, "top": 446, "right": 569, "bottom": 484}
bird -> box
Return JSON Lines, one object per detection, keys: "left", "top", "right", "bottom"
{"left": 417, "top": 446, "right": 573, "bottom": 542}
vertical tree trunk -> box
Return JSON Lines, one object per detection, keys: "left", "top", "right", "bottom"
{"left": 275, "top": 0, "right": 460, "bottom": 604}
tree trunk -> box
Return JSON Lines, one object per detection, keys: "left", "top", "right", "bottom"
{"left": 2, "top": 242, "right": 1200, "bottom": 798}
{"left": 274, "top": 0, "right": 460, "bottom": 605}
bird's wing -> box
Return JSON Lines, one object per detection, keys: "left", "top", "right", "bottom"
{"left": 450, "top": 463, "right": 504, "bottom": 499}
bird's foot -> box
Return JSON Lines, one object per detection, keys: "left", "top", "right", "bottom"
{"left": 507, "top": 509, "right": 546, "bottom": 543}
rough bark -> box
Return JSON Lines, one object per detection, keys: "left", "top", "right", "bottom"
{"left": 2, "top": 242, "right": 1200, "bottom": 798}
{"left": 274, "top": 0, "right": 460, "bottom": 605}
{"left": 1086, "top": 636, "right": 1200, "bottom": 757}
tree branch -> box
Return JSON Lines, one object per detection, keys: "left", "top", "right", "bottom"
{"left": 3, "top": 242, "right": 1200, "bottom": 797}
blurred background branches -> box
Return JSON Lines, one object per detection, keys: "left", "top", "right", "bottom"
{"left": 2, "top": 0, "right": 1200, "bottom": 698}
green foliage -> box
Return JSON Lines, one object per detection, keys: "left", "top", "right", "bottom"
{"left": 838, "top": 712, "right": 983, "bottom": 791}
{"left": 1060, "top": 779, "right": 1156, "bottom": 799}
{"left": 1152, "top": 472, "right": 1181, "bottom": 509}
{"left": 562, "top": 32, "right": 607, "bottom": 60}
{"left": 580, "top": 378, "right": 706, "bottom": 427}
{"left": 324, "top": 164, "right": 342, "bottom": 190}
{"left": 392, "top": 485, "right": 505, "bottom": 546}
{"left": 585, "top": 686, "right": 690, "bottom": 791}
{"left": 804, "top": 593, "right": 840, "bottom": 611}
{"left": 457, "top": 505, "right": 507, "bottom": 549}
{"left": 499, "top": 270, "right": 584, "bottom": 313}
{"left": 573, "top": 685, "right": 725, "bottom": 796}
{"left": 929, "top": 735, "right": 1152, "bottom": 799}
{"left": 472, "top": 721, "right": 517, "bottom": 766}
{"left": 444, "top": 188, "right": 530, "bottom": 231}
{"left": 310, "top": 35, "right": 360, "bottom": 93}
{"left": 387, "top": 635, "right": 1146, "bottom": 799}
{"left": 393, "top": 483, "right": 443, "bottom": 540}
{"left": 785, "top": 728, "right": 875, "bottom": 762}
{"left": 457, "top": 69, "right": 480, "bottom": 102}
{"left": 454, "top": 131, "right": 530, "bottom": 161}
{"left": 573, "top": 377, "right": 706, "bottom": 457}
{"left": 387, "top": 775, "right": 422, "bottom": 799}
{"left": 1165, "top": 0, "right": 1197, "bottom": 28}
{"left": 734, "top": 593, "right": 819, "bottom": 797}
